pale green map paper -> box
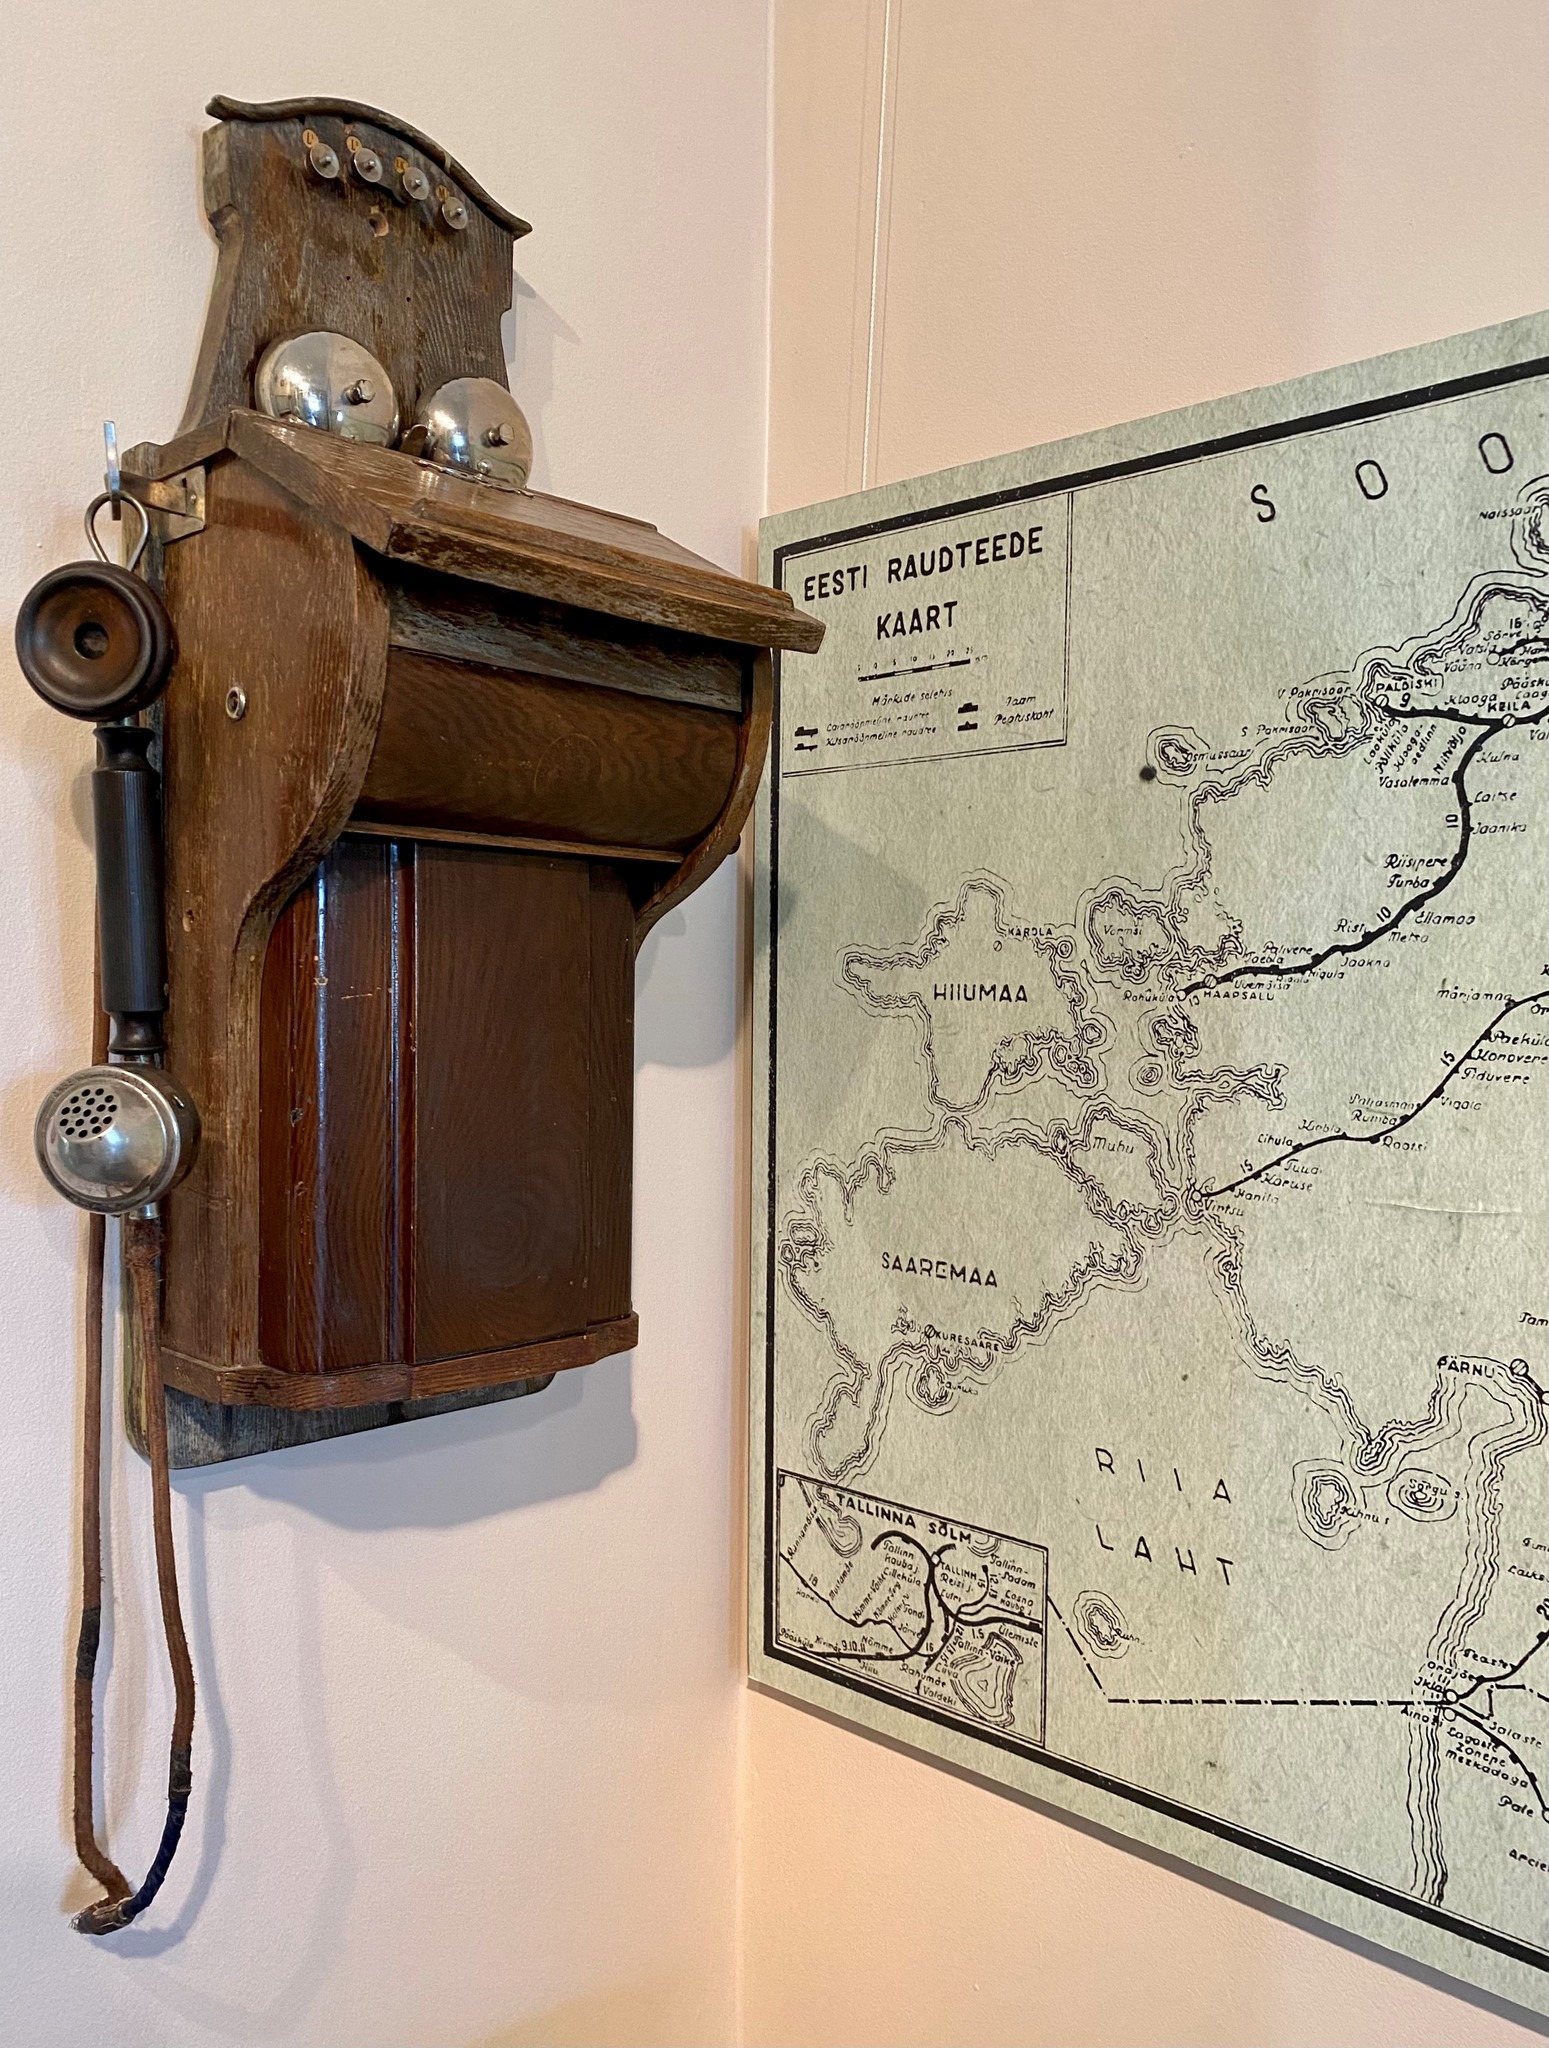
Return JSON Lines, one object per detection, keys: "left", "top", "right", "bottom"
{"left": 752, "top": 316, "right": 1549, "bottom": 2015}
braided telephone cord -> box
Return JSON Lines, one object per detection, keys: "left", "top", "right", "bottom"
{"left": 71, "top": 1209, "right": 196, "bottom": 1936}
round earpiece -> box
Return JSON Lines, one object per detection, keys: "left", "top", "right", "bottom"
{"left": 15, "top": 563, "right": 175, "bottom": 721}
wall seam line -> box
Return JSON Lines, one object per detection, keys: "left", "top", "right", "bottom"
{"left": 860, "top": 0, "right": 897, "bottom": 489}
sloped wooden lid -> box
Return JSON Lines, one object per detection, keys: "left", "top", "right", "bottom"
{"left": 126, "top": 411, "right": 825, "bottom": 654}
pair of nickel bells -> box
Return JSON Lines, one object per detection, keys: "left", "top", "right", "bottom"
{"left": 255, "top": 333, "right": 533, "bottom": 487}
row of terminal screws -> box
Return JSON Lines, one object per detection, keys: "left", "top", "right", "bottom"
{"left": 304, "top": 129, "right": 468, "bottom": 229}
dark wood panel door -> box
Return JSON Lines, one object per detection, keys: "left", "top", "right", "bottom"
{"left": 260, "top": 837, "right": 637, "bottom": 1375}
{"left": 585, "top": 864, "right": 636, "bottom": 1325}
{"left": 411, "top": 846, "right": 591, "bottom": 1359}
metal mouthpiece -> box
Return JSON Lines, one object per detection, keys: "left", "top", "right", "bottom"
{"left": 35, "top": 1065, "right": 200, "bottom": 1214}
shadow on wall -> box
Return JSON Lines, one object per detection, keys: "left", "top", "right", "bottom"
{"left": 94, "top": 1350, "right": 640, "bottom": 1989}
{"left": 503, "top": 275, "right": 578, "bottom": 496}
{"left": 193, "top": 1335, "right": 637, "bottom": 1526}
{"left": 637, "top": 904, "right": 737, "bottom": 1071}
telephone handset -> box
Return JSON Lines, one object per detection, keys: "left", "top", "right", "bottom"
{"left": 17, "top": 478, "right": 201, "bottom": 1931}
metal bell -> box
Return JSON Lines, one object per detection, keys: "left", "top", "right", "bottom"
{"left": 254, "top": 332, "right": 400, "bottom": 444}
{"left": 402, "top": 377, "right": 532, "bottom": 488}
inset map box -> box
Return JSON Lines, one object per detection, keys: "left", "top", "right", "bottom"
{"left": 776, "top": 1471, "right": 1048, "bottom": 1745}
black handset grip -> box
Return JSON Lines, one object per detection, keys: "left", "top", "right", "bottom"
{"left": 91, "top": 725, "right": 168, "bottom": 1058}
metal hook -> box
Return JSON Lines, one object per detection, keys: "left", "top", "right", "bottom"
{"left": 85, "top": 491, "right": 150, "bottom": 575}
{"left": 103, "top": 421, "right": 122, "bottom": 518}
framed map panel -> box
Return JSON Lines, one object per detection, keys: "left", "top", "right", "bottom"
{"left": 752, "top": 314, "right": 1549, "bottom": 2017}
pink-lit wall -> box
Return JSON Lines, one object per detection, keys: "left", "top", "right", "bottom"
{"left": 747, "top": 6, "right": 1549, "bottom": 2043}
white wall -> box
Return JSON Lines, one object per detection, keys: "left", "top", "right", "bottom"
{"left": 0, "top": 6, "right": 769, "bottom": 2045}
{"left": 749, "top": 4, "right": 1549, "bottom": 2044}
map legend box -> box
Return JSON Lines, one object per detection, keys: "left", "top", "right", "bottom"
{"left": 777, "top": 499, "right": 1071, "bottom": 776}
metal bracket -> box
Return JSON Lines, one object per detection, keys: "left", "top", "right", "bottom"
{"left": 126, "top": 467, "right": 206, "bottom": 543}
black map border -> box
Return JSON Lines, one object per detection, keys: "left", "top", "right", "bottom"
{"left": 762, "top": 348, "right": 1549, "bottom": 1977}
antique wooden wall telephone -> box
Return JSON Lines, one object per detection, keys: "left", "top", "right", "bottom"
{"left": 17, "top": 95, "right": 821, "bottom": 1931}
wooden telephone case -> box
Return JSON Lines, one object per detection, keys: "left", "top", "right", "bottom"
{"left": 120, "top": 96, "right": 821, "bottom": 1464}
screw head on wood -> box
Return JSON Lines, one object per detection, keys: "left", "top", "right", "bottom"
{"left": 352, "top": 147, "right": 384, "bottom": 185}
{"left": 400, "top": 164, "right": 431, "bottom": 202}
{"left": 441, "top": 194, "right": 470, "bottom": 231}
{"left": 307, "top": 141, "right": 341, "bottom": 180}
{"left": 225, "top": 687, "right": 247, "bottom": 721}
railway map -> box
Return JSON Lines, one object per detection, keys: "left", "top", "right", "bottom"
{"left": 752, "top": 316, "right": 1549, "bottom": 2015}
